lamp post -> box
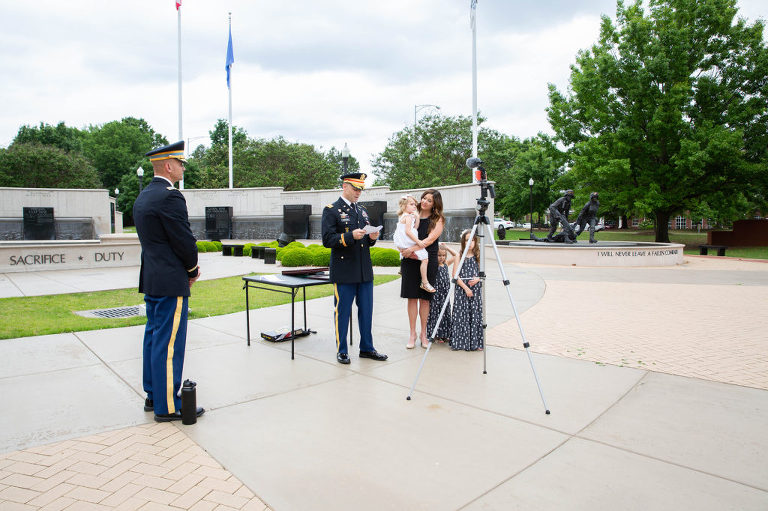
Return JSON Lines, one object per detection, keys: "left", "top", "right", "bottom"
{"left": 528, "top": 177, "right": 534, "bottom": 239}
{"left": 414, "top": 104, "right": 440, "bottom": 126}
{"left": 341, "top": 142, "right": 350, "bottom": 174}
{"left": 137, "top": 166, "right": 144, "bottom": 194}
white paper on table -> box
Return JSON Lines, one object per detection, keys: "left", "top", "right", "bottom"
{"left": 363, "top": 225, "right": 383, "bottom": 234}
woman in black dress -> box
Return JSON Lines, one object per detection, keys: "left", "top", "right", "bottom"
{"left": 399, "top": 189, "right": 445, "bottom": 348}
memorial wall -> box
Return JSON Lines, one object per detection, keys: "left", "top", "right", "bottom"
{"left": 0, "top": 182, "right": 493, "bottom": 272}
{"left": 0, "top": 187, "right": 118, "bottom": 240}
{"left": 182, "top": 182, "right": 492, "bottom": 242}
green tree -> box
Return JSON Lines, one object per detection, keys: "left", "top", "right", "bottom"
{"left": 236, "top": 137, "right": 340, "bottom": 190}
{"left": 83, "top": 117, "right": 168, "bottom": 192}
{"left": 115, "top": 158, "right": 153, "bottom": 224}
{"left": 0, "top": 143, "right": 101, "bottom": 189}
{"left": 325, "top": 145, "right": 360, "bottom": 177}
{"left": 12, "top": 122, "right": 87, "bottom": 154}
{"left": 188, "top": 120, "right": 347, "bottom": 191}
{"left": 372, "top": 113, "right": 518, "bottom": 190}
{"left": 547, "top": 0, "right": 768, "bottom": 242}
{"left": 185, "top": 119, "right": 249, "bottom": 188}
{"left": 493, "top": 134, "right": 567, "bottom": 224}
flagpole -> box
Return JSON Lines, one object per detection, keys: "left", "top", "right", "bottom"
{"left": 178, "top": 2, "right": 184, "bottom": 189}
{"left": 227, "top": 12, "right": 234, "bottom": 189}
{"left": 471, "top": 0, "right": 478, "bottom": 165}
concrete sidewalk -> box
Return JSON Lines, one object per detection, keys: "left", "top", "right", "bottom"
{"left": 1, "top": 249, "right": 767, "bottom": 510}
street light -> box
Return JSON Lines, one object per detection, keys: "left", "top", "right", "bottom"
{"left": 114, "top": 187, "right": 119, "bottom": 196}
{"left": 414, "top": 104, "right": 440, "bottom": 126}
{"left": 137, "top": 166, "right": 144, "bottom": 194}
{"left": 528, "top": 177, "right": 534, "bottom": 239}
{"left": 341, "top": 143, "right": 350, "bottom": 174}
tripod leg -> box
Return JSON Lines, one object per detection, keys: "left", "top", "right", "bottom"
{"left": 407, "top": 223, "right": 479, "bottom": 400}
{"left": 477, "top": 217, "right": 488, "bottom": 374}
{"left": 483, "top": 222, "right": 551, "bottom": 414}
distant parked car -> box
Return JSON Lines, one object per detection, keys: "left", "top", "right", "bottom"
{"left": 519, "top": 222, "right": 531, "bottom": 229}
{"left": 494, "top": 218, "right": 514, "bottom": 230}
{"left": 572, "top": 222, "right": 605, "bottom": 233}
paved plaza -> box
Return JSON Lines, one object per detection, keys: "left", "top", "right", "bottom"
{"left": 1, "top": 246, "right": 767, "bottom": 510}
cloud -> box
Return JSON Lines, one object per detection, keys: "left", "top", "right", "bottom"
{"left": 1, "top": 0, "right": 765, "bottom": 179}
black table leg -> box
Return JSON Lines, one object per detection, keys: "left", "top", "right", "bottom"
{"left": 245, "top": 283, "right": 251, "bottom": 346}
{"left": 291, "top": 289, "right": 296, "bottom": 360}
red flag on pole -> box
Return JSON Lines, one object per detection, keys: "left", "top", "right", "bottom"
{"left": 176, "top": 0, "right": 181, "bottom": 10}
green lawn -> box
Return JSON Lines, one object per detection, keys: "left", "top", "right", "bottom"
{"left": 0, "top": 274, "right": 400, "bottom": 340}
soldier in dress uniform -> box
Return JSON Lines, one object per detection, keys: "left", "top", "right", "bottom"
{"left": 134, "top": 140, "right": 205, "bottom": 422}
{"left": 321, "top": 172, "right": 388, "bottom": 365}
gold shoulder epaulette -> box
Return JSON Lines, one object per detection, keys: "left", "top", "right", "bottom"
{"left": 166, "top": 186, "right": 175, "bottom": 191}
{"left": 326, "top": 203, "right": 334, "bottom": 208}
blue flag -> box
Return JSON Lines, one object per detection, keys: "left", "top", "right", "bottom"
{"left": 226, "top": 26, "right": 234, "bottom": 88}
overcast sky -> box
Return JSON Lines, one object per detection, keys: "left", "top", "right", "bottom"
{"left": 0, "top": 0, "right": 764, "bottom": 178}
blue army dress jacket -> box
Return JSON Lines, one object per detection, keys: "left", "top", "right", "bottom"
{"left": 134, "top": 177, "right": 199, "bottom": 297}
{"left": 321, "top": 197, "right": 377, "bottom": 284}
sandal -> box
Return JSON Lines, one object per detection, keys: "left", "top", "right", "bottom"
{"left": 420, "top": 281, "right": 436, "bottom": 293}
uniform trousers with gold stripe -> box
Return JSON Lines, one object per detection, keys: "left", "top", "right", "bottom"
{"left": 142, "top": 295, "right": 188, "bottom": 415}
{"left": 334, "top": 281, "right": 374, "bottom": 356}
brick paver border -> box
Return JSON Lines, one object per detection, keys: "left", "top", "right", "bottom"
{"left": 0, "top": 423, "right": 271, "bottom": 511}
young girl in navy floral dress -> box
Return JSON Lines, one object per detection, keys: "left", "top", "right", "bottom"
{"left": 426, "top": 243, "right": 457, "bottom": 343}
{"left": 451, "top": 230, "right": 483, "bottom": 351}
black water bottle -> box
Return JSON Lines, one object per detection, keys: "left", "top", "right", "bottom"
{"left": 181, "top": 379, "right": 197, "bottom": 425}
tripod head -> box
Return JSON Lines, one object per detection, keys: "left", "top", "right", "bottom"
{"left": 466, "top": 157, "right": 495, "bottom": 217}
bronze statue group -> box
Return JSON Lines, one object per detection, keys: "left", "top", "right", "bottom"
{"left": 538, "top": 190, "right": 601, "bottom": 244}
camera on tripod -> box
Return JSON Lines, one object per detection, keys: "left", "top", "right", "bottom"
{"left": 466, "top": 157, "right": 495, "bottom": 212}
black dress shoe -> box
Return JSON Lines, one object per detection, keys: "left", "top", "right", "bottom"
{"left": 359, "top": 350, "right": 388, "bottom": 361}
{"left": 337, "top": 353, "right": 350, "bottom": 364}
{"left": 144, "top": 399, "right": 153, "bottom": 412}
{"left": 154, "top": 407, "right": 205, "bottom": 423}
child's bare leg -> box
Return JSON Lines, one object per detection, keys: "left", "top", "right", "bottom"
{"left": 419, "top": 259, "right": 435, "bottom": 293}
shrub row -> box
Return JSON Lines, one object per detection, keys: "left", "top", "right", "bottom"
{"left": 196, "top": 240, "right": 400, "bottom": 267}
{"left": 196, "top": 241, "right": 223, "bottom": 252}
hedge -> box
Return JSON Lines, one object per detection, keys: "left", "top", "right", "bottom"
{"left": 281, "top": 249, "right": 312, "bottom": 267}
{"left": 370, "top": 247, "right": 400, "bottom": 267}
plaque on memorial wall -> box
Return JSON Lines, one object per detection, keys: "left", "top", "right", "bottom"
{"left": 23, "top": 207, "right": 55, "bottom": 240}
{"left": 205, "top": 206, "right": 233, "bottom": 240}
{"left": 283, "top": 204, "right": 311, "bottom": 239}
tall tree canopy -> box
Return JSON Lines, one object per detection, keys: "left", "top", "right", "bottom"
{"left": 0, "top": 143, "right": 101, "bottom": 189}
{"left": 188, "top": 120, "right": 352, "bottom": 191}
{"left": 547, "top": 0, "right": 768, "bottom": 241}
{"left": 372, "top": 114, "right": 519, "bottom": 191}
{"left": 12, "top": 122, "right": 87, "bottom": 154}
{"left": 493, "top": 134, "right": 567, "bottom": 223}
{"left": 83, "top": 117, "right": 167, "bottom": 192}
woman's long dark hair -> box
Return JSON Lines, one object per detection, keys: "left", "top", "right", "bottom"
{"left": 418, "top": 189, "right": 445, "bottom": 233}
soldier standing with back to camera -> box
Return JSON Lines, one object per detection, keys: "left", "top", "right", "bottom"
{"left": 322, "top": 172, "right": 388, "bottom": 365}
{"left": 134, "top": 140, "right": 205, "bottom": 422}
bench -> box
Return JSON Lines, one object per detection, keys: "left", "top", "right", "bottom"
{"left": 699, "top": 244, "right": 728, "bottom": 256}
{"left": 222, "top": 243, "right": 245, "bottom": 257}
